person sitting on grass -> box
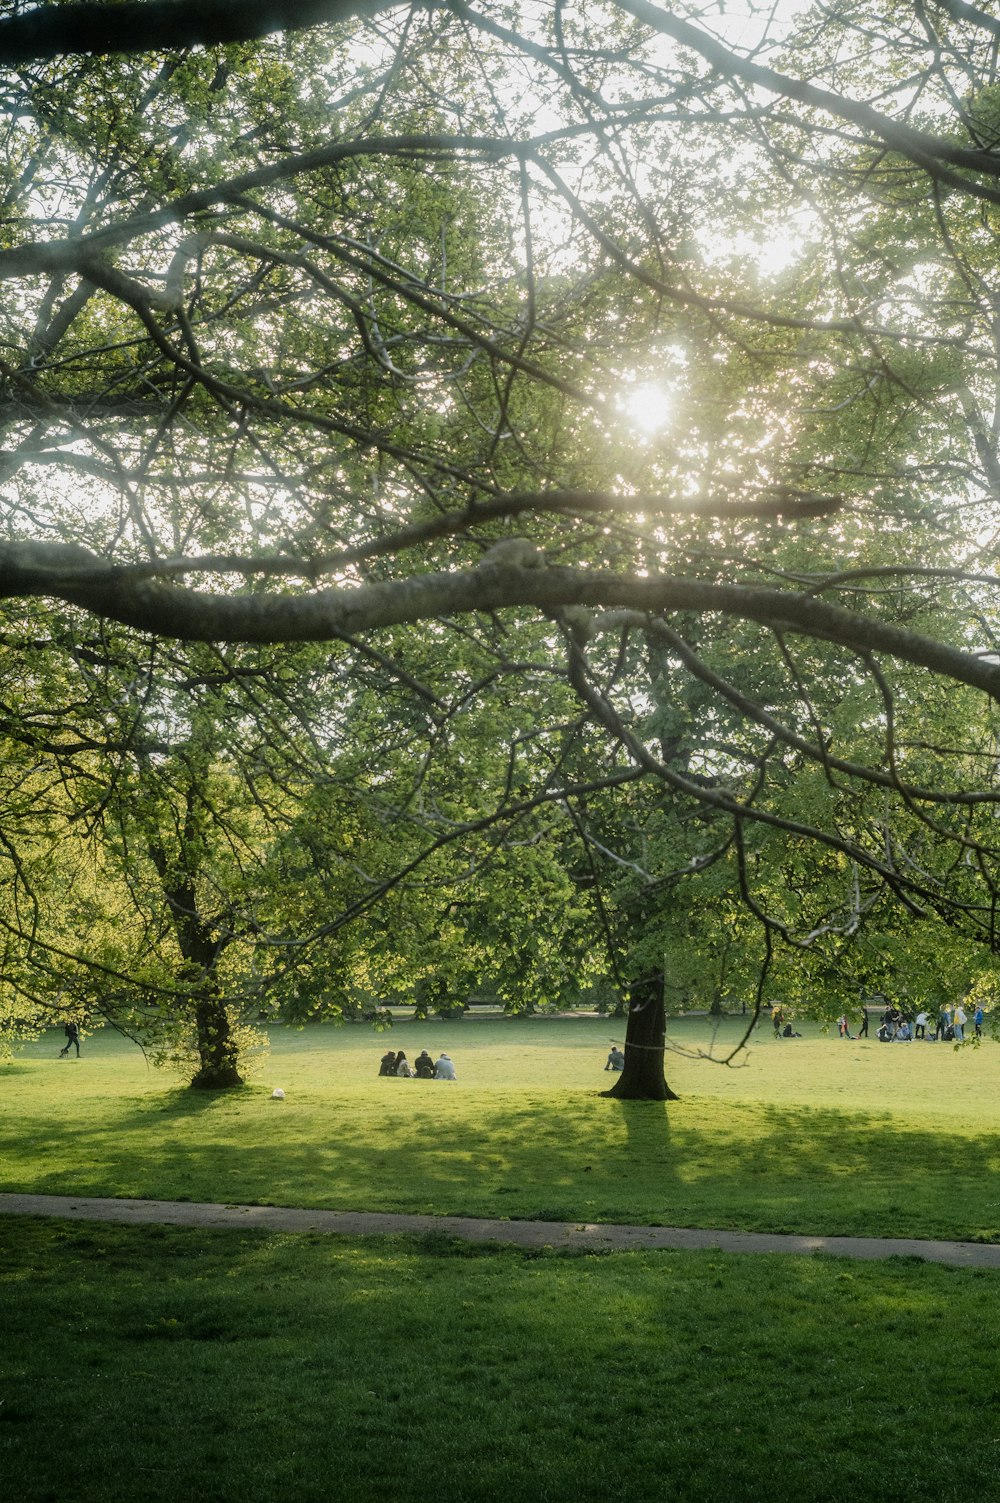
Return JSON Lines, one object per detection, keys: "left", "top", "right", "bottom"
{"left": 434, "top": 1053, "right": 457, "bottom": 1080}
{"left": 605, "top": 1046, "right": 625, "bottom": 1071}
{"left": 782, "top": 1022, "right": 803, "bottom": 1038}
{"left": 378, "top": 1050, "right": 398, "bottom": 1076}
{"left": 414, "top": 1049, "right": 435, "bottom": 1078}
{"left": 396, "top": 1051, "right": 415, "bottom": 1077}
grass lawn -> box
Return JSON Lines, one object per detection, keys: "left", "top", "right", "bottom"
{"left": 3, "top": 1216, "right": 1000, "bottom": 1503}
{"left": 2, "top": 1015, "right": 1000, "bottom": 1240}
{"left": 5, "top": 1017, "right": 1000, "bottom": 1502}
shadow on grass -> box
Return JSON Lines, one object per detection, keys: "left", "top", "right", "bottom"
{"left": 5, "top": 1215, "right": 1000, "bottom": 1503}
{"left": 5, "top": 1082, "right": 1000, "bottom": 1241}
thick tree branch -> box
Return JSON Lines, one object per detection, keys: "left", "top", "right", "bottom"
{"left": 615, "top": 614, "right": 1000, "bottom": 809}
{"left": 934, "top": 0, "right": 1000, "bottom": 43}
{"left": 617, "top": 0, "right": 1000, "bottom": 204}
{"left": 0, "top": 0, "right": 393, "bottom": 62}
{"left": 3, "top": 541, "right": 1000, "bottom": 701}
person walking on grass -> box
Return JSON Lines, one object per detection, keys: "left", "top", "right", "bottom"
{"left": 59, "top": 1021, "right": 80, "bottom": 1058}
{"left": 857, "top": 1009, "right": 869, "bottom": 1039}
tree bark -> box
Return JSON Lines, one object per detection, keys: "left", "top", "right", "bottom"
{"left": 602, "top": 973, "right": 678, "bottom": 1101}
{"left": 4, "top": 545, "right": 1000, "bottom": 712}
{"left": 189, "top": 984, "right": 244, "bottom": 1089}
{"left": 166, "top": 882, "right": 244, "bottom": 1089}
{"left": 155, "top": 823, "right": 245, "bottom": 1088}
{"left": 0, "top": 0, "right": 388, "bottom": 64}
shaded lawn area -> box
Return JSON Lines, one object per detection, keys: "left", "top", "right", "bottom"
{"left": 2, "top": 1019, "right": 1000, "bottom": 1240}
{"left": 2, "top": 1216, "right": 999, "bottom": 1503}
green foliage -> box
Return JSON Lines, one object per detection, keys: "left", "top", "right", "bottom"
{"left": 7, "top": 0, "right": 1000, "bottom": 1090}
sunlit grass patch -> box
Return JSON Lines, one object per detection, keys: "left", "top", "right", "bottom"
{"left": 2, "top": 1016, "right": 999, "bottom": 1239}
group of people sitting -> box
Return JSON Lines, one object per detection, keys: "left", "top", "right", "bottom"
{"left": 875, "top": 1002, "right": 981, "bottom": 1043}
{"left": 379, "top": 1048, "right": 457, "bottom": 1080}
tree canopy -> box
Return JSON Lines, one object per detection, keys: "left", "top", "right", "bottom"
{"left": 5, "top": 1, "right": 1000, "bottom": 1086}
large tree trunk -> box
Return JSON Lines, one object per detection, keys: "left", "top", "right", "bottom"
{"left": 189, "top": 984, "right": 244, "bottom": 1089}
{"left": 602, "top": 972, "right": 678, "bottom": 1101}
{"left": 164, "top": 876, "right": 244, "bottom": 1090}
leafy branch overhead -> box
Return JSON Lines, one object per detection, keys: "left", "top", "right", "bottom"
{"left": 4, "top": 1, "right": 1000, "bottom": 1086}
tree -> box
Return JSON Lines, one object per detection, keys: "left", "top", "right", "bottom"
{"left": 266, "top": 615, "right": 619, "bottom": 1022}
{"left": 5, "top": 3, "right": 1000, "bottom": 1091}
{"left": 0, "top": 622, "right": 332, "bottom": 1081}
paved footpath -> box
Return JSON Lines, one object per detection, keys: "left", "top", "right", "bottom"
{"left": 2, "top": 1192, "right": 999, "bottom": 1269}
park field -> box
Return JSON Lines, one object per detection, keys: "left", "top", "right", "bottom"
{"left": 4, "top": 1015, "right": 1000, "bottom": 1502}
{"left": 2, "top": 1013, "right": 999, "bottom": 1240}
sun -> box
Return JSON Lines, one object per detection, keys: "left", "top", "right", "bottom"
{"left": 618, "top": 381, "right": 672, "bottom": 436}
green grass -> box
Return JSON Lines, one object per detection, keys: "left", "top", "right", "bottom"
{"left": 3, "top": 1016, "right": 1000, "bottom": 1240}
{"left": 5, "top": 1018, "right": 1000, "bottom": 1501}
{"left": 2, "top": 1216, "right": 999, "bottom": 1503}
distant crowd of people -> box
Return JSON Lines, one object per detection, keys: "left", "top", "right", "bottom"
{"left": 830, "top": 1002, "right": 983, "bottom": 1042}
{"left": 379, "top": 1048, "right": 457, "bottom": 1080}
{"left": 865, "top": 1001, "right": 983, "bottom": 1043}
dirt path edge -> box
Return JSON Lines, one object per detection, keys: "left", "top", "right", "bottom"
{"left": 2, "top": 1192, "right": 999, "bottom": 1268}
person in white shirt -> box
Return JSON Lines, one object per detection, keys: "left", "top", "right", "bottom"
{"left": 914, "top": 1011, "right": 929, "bottom": 1040}
{"left": 953, "top": 1005, "right": 967, "bottom": 1042}
{"left": 434, "top": 1053, "right": 457, "bottom": 1080}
